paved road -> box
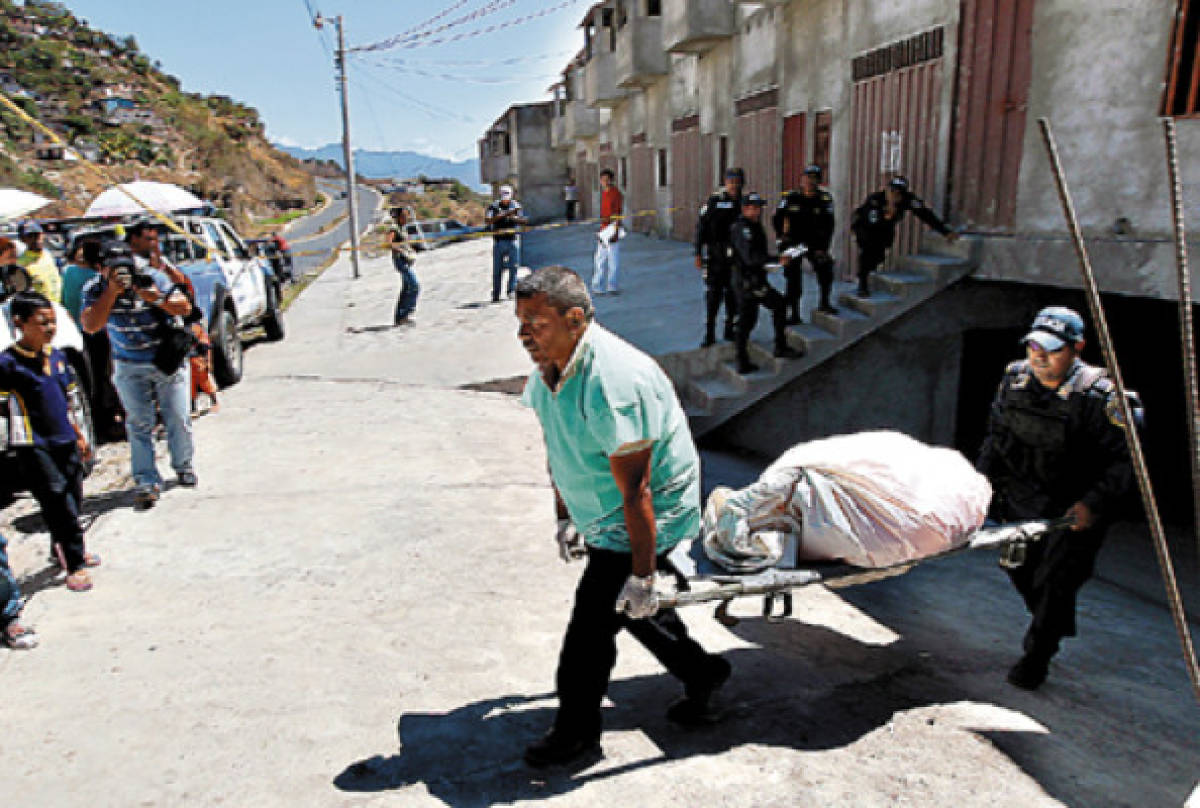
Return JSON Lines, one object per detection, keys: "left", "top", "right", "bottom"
{"left": 1, "top": 234, "right": 1197, "bottom": 806}
{"left": 287, "top": 178, "right": 381, "bottom": 279}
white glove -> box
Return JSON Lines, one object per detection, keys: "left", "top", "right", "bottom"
{"left": 615, "top": 574, "right": 659, "bottom": 619}
{"left": 555, "top": 518, "right": 585, "bottom": 563}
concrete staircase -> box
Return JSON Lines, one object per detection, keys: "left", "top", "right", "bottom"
{"left": 666, "top": 235, "right": 982, "bottom": 437}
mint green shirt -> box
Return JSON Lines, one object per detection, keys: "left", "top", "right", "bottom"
{"left": 521, "top": 323, "right": 701, "bottom": 554}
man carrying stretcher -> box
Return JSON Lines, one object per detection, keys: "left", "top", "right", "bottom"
{"left": 515, "top": 266, "right": 731, "bottom": 768}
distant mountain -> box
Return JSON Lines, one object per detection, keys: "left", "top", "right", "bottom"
{"left": 276, "top": 143, "right": 483, "bottom": 189}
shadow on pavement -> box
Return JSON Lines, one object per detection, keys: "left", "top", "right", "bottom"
{"left": 331, "top": 623, "right": 978, "bottom": 806}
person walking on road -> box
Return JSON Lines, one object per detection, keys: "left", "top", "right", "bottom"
{"left": 486, "top": 185, "right": 527, "bottom": 302}
{"left": 515, "top": 266, "right": 732, "bottom": 768}
{"left": 730, "top": 192, "right": 803, "bottom": 374}
{"left": 385, "top": 207, "right": 419, "bottom": 326}
{"left": 592, "top": 169, "right": 624, "bottom": 295}
{"left": 564, "top": 178, "right": 578, "bottom": 222}
{"left": 850, "top": 175, "right": 957, "bottom": 298}
{"left": 695, "top": 168, "right": 745, "bottom": 347}
{"left": 773, "top": 164, "right": 837, "bottom": 319}
{"left": 976, "top": 306, "right": 1136, "bottom": 690}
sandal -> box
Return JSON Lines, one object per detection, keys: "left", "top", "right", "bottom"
{"left": 65, "top": 570, "right": 93, "bottom": 592}
{"left": 2, "top": 623, "right": 38, "bottom": 650}
{"left": 83, "top": 552, "right": 101, "bottom": 568}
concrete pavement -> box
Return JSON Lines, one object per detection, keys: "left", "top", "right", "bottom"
{"left": 1, "top": 229, "right": 1197, "bottom": 806}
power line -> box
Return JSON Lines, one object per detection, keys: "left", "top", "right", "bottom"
{"left": 398, "top": 0, "right": 515, "bottom": 46}
{"left": 361, "top": 59, "right": 559, "bottom": 85}
{"left": 398, "top": 0, "right": 475, "bottom": 39}
{"left": 350, "top": 0, "right": 584, "bottom": 53}
{"left": 347, "top": 61, "right": 479, "bottom": 124}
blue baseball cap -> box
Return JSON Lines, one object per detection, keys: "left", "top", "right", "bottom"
{"left": 17, "top": 220, "right": 42, "bottom": 237}
{"left": 743, "top": 191, "right": 765, "bottom": 206}
{"left": 1023, "top": 306, "right": 1085, "bottom": 351}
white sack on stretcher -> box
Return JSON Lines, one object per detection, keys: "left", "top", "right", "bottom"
{"left": 702, "top": 431, "right": 993, "bottom": 572}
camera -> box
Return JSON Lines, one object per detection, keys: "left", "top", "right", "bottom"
{"left": 100, "top": 240, "right": 155, "bottom": 291}
{"left": 0, "top": 264, "right": 31, "bottom": 299}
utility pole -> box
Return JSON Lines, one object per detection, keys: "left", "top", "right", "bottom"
{"left": 315, "top": 13, "right": 361, "bottom": 279}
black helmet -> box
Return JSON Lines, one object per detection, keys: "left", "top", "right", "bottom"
{"left": 725, "top": 167, "right": 745, "bottom": 182}
{"left": 803, "top": 164, "right": 823, "bottom": 179}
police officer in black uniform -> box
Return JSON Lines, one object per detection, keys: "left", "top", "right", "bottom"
{"left": 729, "top": 192, "right": 803, "bottom": 374}
{"left": 772, "top": 164, "right": 837, "bottom": 321}
{"left": 695, "top": 168, "right": 745, "bottom": 348}
{"left": 976, "top": 306, "right": 1135, "bottom": 690}
{"left": 850, "top": 176, "right": 957, "bottom": 298}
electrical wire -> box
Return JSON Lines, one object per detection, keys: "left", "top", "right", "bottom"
{"left": 350, "top": 0, "right": 584, "bottom": 53}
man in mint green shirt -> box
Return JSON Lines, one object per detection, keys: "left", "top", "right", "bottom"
{"left": 516, "top": 266, "right": 730, "bottom": 768}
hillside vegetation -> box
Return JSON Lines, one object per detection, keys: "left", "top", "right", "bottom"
{"left": 0, "top": 0, "right": 315, "bottom": 229}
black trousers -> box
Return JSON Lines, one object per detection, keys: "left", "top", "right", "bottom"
{"left": 554, "top": 546, "right": 723, "bottom": 740}
{"left": 856, "top": 243, "right": 889, "bottom": 290}
{"left": 17, "top": 443, "right": 86, "bottom": 573}
{"left": 565, "top": 201, "right": 577, "bottom": 222}
{"left": 735, "top": 276, "right": 788, "bottom": 362}
{"left": 1005, "top": 526, "right": 1105, "bottom": 659}
{"left": 783, "top": 250, "right": 835, "bottom": 314}
{"left": 84, "top": 330, "right": 123, "bottom": 438}
{"left": 702, "top": 253, "right": 738, "bottom": 339}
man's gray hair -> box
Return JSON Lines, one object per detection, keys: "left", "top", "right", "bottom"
{"left": 515, "top": 266, "right": 594, "bottom": 320}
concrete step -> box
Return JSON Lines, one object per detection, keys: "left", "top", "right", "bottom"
{"left": 685, "top": 374, "right": 744, "bottom": 412}
{"left": 899, "top": 253, "right": 972, "bottom": 284}
{"left": 919, "top": 232, "right": 983, "bottom": 263}
{"left": 785, "top": 322, "right": 837, "bottom": 353}
{"left": 872, "top": 271, "right": 932, "bottom": 298}
{"left": 811, "top": 306, "right": 871, "bottom": 338}
{"left": 839, "top": 290, "right": 901, "bottom": 317}
{"left": 714, "top": 341, "right": 783, "bottom": 386}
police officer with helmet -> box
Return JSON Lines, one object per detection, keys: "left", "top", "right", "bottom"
{"left": 695, "top": 168, "right": 745, "bottom": 348}
{"left": 729, "top": 192, "right": 803, "bottom": 374}
{"left": 773, "top": 164, "right": 837, "bottom": 320}
{"left": 850, "top": 175, "right": 957, "bottom": 298}
{"left": 976, "top": 306, "right": 1136, "bottom": 690}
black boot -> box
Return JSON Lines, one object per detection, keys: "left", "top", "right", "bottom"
{"left": 667, "top": 656, "right": 732, "bottom": 726}
{"left": 723, "top": 320, "right": 736, "bottom": 342}
{"left": 774, "top": 344, "right": 803, "bottom": 359}
{"left": 524, "top": 729, "right": 602, "bottom": 768}
{"left": 786, "top": 307, "right": 803, "bottom": 326}
{"left": 1006, "top": 652, "right": 1051, "bottom": 690}
{"left": 701, "top": 327, "right": 716, "bottom": 348}
{"left": 737, "top": 355, "right": 759, "bottom": 374}
{"left": 818, "top": 297, "right": 838, "bottom": 315}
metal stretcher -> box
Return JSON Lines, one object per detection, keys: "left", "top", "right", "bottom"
{"left": 659, "top": 519, "right": 1069, "bottom": 623}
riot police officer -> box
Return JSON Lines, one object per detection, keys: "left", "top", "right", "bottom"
{"left": 695, "top": 168, "right": 745, "bottom": 348}
{"left": 772, "top": 164, "right": 837, "bottom": 320}
{"left": 976, "top": 307, "right": 1135, "bottom": 690}
{"left": 729, "top": 192, "right": 803, "bottom": 374}
{"left": 850, "top": 176, "right": 957, "bottom": 298}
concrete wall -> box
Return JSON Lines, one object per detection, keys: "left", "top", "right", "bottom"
{"left": 509, "top": 104, "right": 568, "bottom": 224}
{"left": 973, "top": 0, "right": 1200, "bottom": 301}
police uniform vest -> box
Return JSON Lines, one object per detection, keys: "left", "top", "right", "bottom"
{"left": 696, "top": 190, "right": 742, "bottom": 252}
{"left": 988, "top": 359, "right": 1134, "bottom": 517}
{"left": 773, "top": 189, "right": 835, "bottom": 251}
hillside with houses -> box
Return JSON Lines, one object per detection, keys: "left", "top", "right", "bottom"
{"left": 0, "top": 0, "right": 316, "bottom": 229}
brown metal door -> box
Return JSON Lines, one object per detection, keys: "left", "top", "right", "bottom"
{"left": 949, "top": 0, "right": 1036, "bottom": 230}
{"left": 576, "top": 150, "right": 597, "bottom": 222}
{"left": 630, "top": 139, "right": 654, "bottom": 234}
{"left": 847, "top": 30, "right": 946, "bottom": 277}
{"left": 781, "top": 112, "right": 807, "bottom": 191}
{"left": 670, "top": 115, "right": 702, "bottom": 240}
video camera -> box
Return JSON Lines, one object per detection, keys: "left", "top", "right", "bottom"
{"left": 0, "top": 264, "right": 31, "bottom": 300}
{"left": 100, "top": 239, "right": 156, "bottom": 292}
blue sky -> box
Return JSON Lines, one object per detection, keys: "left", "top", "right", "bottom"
{"left": 57, "top": 1, "right": 585, "bottom": 162}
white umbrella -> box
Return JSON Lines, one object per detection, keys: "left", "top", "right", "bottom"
{"left": 85, "top": 180, "right": 205, "bottom": 218}
{"left": 0, "top": 188, "right": 50, "bottom": 222}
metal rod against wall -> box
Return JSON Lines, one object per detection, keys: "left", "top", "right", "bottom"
{"left": 1038, "top": 117, "right": 1200, "bottom": 704}
{"left": 1163, "top": 118, "right": 1200, "bottom": 588}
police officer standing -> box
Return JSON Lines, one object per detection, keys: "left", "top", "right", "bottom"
{"left": 729, "top": 192, "right": 803, "bottom": 374}
{"left": 772, "top": 164, "right": 837, "bottom": 320}
{"left": 976, "top": 307, "right": 1135, "bottom": 690}
{"left": 850, "top": 176, "right": 957, "bottom": 298}
{"left": 695, "top": 168, "right": 745, "bottom": 348}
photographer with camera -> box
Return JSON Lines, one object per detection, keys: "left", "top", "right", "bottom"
{"left": 80, "top": 223, "right": 197, "bottom": 510}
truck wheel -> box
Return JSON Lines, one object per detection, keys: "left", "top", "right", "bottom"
{"left": 262, "top": 281, "right": 286, "bottom": 342}
{"left": 211, "top": 308, "right": 243, "bottom": 388}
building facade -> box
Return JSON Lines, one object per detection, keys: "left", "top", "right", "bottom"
{"left": 488, "top": 0, "right": 1199, "bottom": 300}
{"left": 478, "top": 101, "right": 568, "bottom": 223}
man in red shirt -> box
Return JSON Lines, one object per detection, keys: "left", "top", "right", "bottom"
{"left": 592, "top": 169, "right": 624, "bottom": 295}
